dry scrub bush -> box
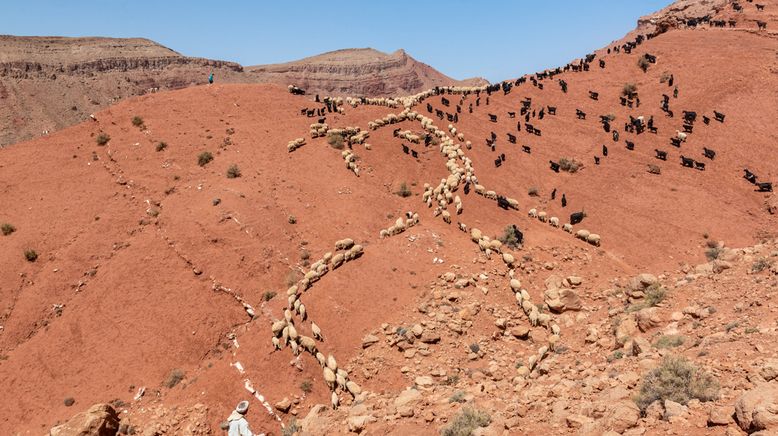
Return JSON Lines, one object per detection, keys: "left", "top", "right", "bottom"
{"left": 635, "top": 356, "right": 719, "bottom": 413}
{"left": 442, "top": 407, "right": 491, "bottom": 436}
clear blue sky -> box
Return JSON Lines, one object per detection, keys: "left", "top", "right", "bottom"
{"left": 1, "top": 0, "right": 672, "bottom": 83}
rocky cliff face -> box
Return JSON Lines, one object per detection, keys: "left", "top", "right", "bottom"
{"left": 0, "top": 37, "right": 479, "bottom": 147}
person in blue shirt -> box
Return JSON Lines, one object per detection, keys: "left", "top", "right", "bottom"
{"left": 209, "top": 73, "right": 214, "bottom": 85}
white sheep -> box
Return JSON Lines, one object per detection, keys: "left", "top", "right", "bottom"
{"left": 312, "top": 322, "right": 323, "bottom": 340}
{"left": 331, "top": 392, "right": 339, "bottom": 409}
{"left": 327, "top": 354, "right": 338, "bottom": 371}
{"left": 676, "top": 131, "right": 687, "bottom": 142}
{"left": 575, "top": 229, "right": 590, "bottom": 241}
{"left": 528, "top": 208, "right": 538, "bottom": 218}
{"left": 324, "top": 367, "right": 336, "bottom": 390}
{"left": 441, "top": 210, "right": 451, "bottom": 224}
{"left": 346, "top": 380, "right": 362, "bottom": 397}
{"left": 335, "top": 238, "right": 355, "bottom": 250}
{"left": 587, "top": 233, "right": 601, "bottom": 246}
{"left": 563, "top": 223, "right": 573, "bottom": 233}
{"left": 549, "top": 217, "right": 560, "bottom": 227}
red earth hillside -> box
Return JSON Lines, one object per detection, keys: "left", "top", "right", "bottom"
{"left": 1, "top": 0, "right": 778, "bottom": 434}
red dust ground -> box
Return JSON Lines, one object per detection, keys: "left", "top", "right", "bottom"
{"left": 1, "top": 1, "right": 777, "bottom": 434}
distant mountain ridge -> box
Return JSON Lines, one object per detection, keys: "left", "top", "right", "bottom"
{"left": 0, "top": 36, "right": 483, "bottom": 147}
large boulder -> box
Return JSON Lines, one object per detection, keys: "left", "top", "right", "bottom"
{"left": 544, "top": 288, "right": 582, "bottom": 312}
{"left": 735, "top": 383, "right": 778, "bottom": 433}
{"left": 49, "top": 403, "right": 120, "bottom": 436}
{"left": 603, "top": 400, "right": 640, "bottom": 433}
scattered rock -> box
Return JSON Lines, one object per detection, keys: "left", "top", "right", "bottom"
{"left": 347, "top": 415, "right": 374, "bottom": 433}
{"left": 708, "top": 406, "right": 733, "bottom": 426}
{"left": 362, "top": 334, "right": 379, "bottom": 349}
{"left": 275, "top": 397, "right": 292, "bottom": 413}
{"left": 664, "top": 400, "right": 688, "bottom": 421}
{"left": 50, "top": 403, "right": 120, "bottom": 436}
{"left": 394, "top": 388, "right": 422, "bottom": 408}
{"left": 603, "top": 400, "right": 640, "bottom": 433}
{"left": 735, "top": 383, "right": 778, "bottom": 433}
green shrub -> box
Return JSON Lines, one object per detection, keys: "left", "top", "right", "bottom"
{"left": 449, "top": 391, "right": 466, "bottom": 403}
{"left": 282, "top": 419, "right": 301, "bottom": 436}
{"left": 752, "top": 258, "right": 772, "bottom": 273}
{"left": 634, "top": 356, "right": 719, "bottom": 413}
{"left": 24, "top": 249, "right": 38, "bottom": 262}
{"left": 622, "top": 83, "right": 638, "bottom": 98}
{"left": 288, "top": 215, "right": 297, "bottom": 224}
{"left": 1, "top": 223, "right": 16, "bottom": 236}
{"left": 705, "top": 246, "right": 722, "bottom": 261}
{"left": 498, "top": 225, "right": 523, "bottom": 249}
{"left": 654, "top": 334, "right": 685, "bottom": 349}
{"left": 197, "top": 151, "right": 214, "bottom": 167}
{"left": 327, "top": 132, "right": 345, "bottom": 149}
{"left": 559, "top": 157, "right": 581, "bottom": 173}
{"left": 396, "top": 182, "right": 412, "bottom": 197}
{"left": 131, "top": 116, "right": 144, "bottom": 128}
{"left": 645, "top": 284, "right": 667, "bottom": 306}
{"left": 638, "top": 57, "right": 650, "bottom": 73}
{"left": 163, "top": 369, "right": 185, "bottom": 388}
{"left": 300, "top": 380, "right": 313, "bottom": 393}
{"left": 528, "top": 187, "right": 539, "bottom": 197}
{"left": 226, "top": 164, "right": 241, "bottom": 178}
{"left": 155, "top": 141, "right": 168, "bottom": 152}
{"left": 285, "top": 270, "right": 302, "bottom": 287}
{"left": 262, "top": 291, "right": 277, "bottom": 302}
{"left": 442, "top": 407, "right": 491, "bottom": 436}
{"left": 96, "top": 133, "right": 110, "bottom": 146}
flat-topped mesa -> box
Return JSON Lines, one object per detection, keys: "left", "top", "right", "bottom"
{"left": 246, "top": 47, "right": 487, "bottom": 97}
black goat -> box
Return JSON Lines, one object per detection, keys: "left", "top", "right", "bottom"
{"left": 441, "top": 97, "right": 450, "bottom": 106}
{"left": 550, "top": 161, "right": 560, "bottom": 172}
{"left": 508, "top": 111, "right": 515, "bottom": 118}
{"left": 489, "top": 114, "right": 497, "bottom": 122}
{"left": 757, "top": 20, "right": 767, "bottom": 29}
{"left": 703, "top": 115, "right": 710, "bottom": 125}
{"left": 655, "top": 149, "right": 668, "bottom": 160}
{"left": 522, "top": 145, "right": 531, "bottom": 154}
{"left": 703, "top": 147, "right": 716, "bottom": 159}
{"left": 411, "top": 150, "right": 418, "bottom": 159}
{"left": 576, "top": 109, "right": 586, "bottom": 120}
{"left": 694, "top": 161, "right": 706, "bottom": 171}
{"left": 680, "top": 155, "right": 694, "bottom": 167}
{"left": 683, "top": 111, "right": 697, "bottom": 123}
{"left": 756, "top": 3, "right": 765, "bottom": 10}
{"left": 714, "top": 111, "right": 726, "bottom": 122}
{"left": 757, "top": 182, "right": 773, "bottom": 192}
{"left": 589, "top": 91, "right": 599, "bottom": 100}
{"left": 507, "top": 133, "right": 516, "bottom": 144}
{"left": 744, "top": 169, "right": 758, "bottom": 184}
{"left": 602, "top": 144, "right": 608, "bottom": 156}
{"left": 497, "top": 196, "right": 510, "bottom": 209}
{"left": 594, "top": 156, "right": 600, "bottom": 165}
{"left": 671, "top": 137, "right": 682, "bottom": 147}
{"left": 613, "top": 130, "right": 619, "bottom": 142}
{"left": 547, "top": 106, "right": 556, "bottom": 115}
{"left": 626, "top": 141, "right": 635, "bottom": 151}
{"left": 402, "top": 144, "right": 410, "bottom": 154}
{"left": 683, "top": 123, "right": 694, "bottom": 133}
{"left": 426, "top": 103, "right": 433, "bottom": 113}
{"left": 495, "top": 158, "right": 502, "bottom": 168}
{"left": 570, "top": 211, "right": 585, "bottom": 225}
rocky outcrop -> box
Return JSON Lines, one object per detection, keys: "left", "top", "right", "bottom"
{"left": 635, "top": 0, "right": 730, "bottom": 36}
{"left": 49, "top": 403, "right": 120, "bottom": 436}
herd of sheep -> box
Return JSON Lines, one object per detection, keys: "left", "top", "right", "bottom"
{"left": 528, "top": 208, "right": 601, "bottom": 247}
{"left": 269, "top": 238, "right": 365, "bottom": 409}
